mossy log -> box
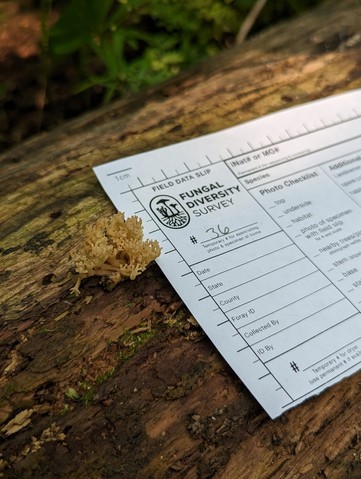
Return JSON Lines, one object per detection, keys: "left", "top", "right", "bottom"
{"left": 1, "top": 0, "right": 361, "bottom": 477}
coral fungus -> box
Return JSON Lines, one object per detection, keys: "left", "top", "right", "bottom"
{"left": 70, "top": 212, "right": 161, "bottom": 295}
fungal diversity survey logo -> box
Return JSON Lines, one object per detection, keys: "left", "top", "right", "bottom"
{"left": 150, "top": 195, "right": 190, "bottom": 229}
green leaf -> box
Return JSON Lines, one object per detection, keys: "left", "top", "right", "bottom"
{"left": 49, "top": 0, "right": 114, "bottom": 55}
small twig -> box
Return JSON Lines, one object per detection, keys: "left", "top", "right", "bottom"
{"left": 235, "top": 0, "right": 269, "bottom": 45}
{"left": 131, "top": 319, "right": 152, "bottom": 334}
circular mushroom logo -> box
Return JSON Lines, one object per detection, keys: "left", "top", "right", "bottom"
{"left": 150, "top": 195, "right": 190, "bottom": 229}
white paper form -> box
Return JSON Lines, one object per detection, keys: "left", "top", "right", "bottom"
{"left": 94, "top": 89, "right": 361, "bottom": 418}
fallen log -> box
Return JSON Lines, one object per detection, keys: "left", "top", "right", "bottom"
{"left": 1, "top": 0, "right": 361, "bottom": 477}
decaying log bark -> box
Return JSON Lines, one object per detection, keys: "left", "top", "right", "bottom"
{"left": 1, "top": 0, "right": 361, "bottom": 477}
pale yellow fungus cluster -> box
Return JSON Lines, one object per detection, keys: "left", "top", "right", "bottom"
{"left": 70, "top": 213, "right": 161, "bottom": 295}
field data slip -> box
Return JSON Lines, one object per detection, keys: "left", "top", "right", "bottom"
{"left": 94, "top": 89, "right": 361, "bottom": 418}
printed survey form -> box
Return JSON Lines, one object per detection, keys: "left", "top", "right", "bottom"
{"left": 94, "top": 89, "right": 361, "bottom": 418}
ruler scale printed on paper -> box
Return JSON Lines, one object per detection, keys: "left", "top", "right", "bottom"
{"left": 94, "top": 89, "right": 361, "bottom": 418}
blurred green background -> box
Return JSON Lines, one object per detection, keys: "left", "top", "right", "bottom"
{"left": 0, "top": 0, "right": 327, "bottom": 151}
{"left": 46, "top": 0, "right": 327, "bottom": 101}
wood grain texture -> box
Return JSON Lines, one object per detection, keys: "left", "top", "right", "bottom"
{"left": 1, "top": 0, "right": 361, "bottom": 477}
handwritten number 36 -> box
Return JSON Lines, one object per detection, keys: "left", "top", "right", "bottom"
{"left": 206, "top": 224, "right": 230, "bottom": 239}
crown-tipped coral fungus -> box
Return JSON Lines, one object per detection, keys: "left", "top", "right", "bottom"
{"left": 70, "top": 213, "right": 161, "bottom": 295}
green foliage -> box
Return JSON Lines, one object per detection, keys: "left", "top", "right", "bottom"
{"left": 118, "top": 325, "right": 156, "bottom": 363}
{"left": 48, "top": 0, "right": 241, "bottom": 101}
{"left": 0, "top": 84, "right": 7, "bottom": 99}
{"left": 47, "top": 0, "right": 326, "bottom": 102}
